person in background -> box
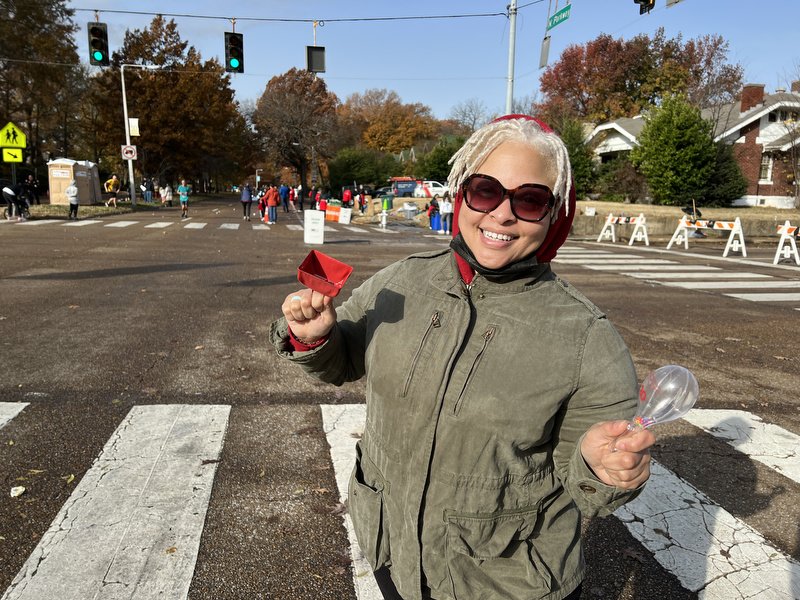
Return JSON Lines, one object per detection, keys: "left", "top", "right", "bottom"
{"left": 296, "top": 184, "right": 304, "bottom": 212}
{"left": 288, "top": 186, "right": 296, "bottom": 211}
{"left": 240, "top": 182, "right": 253, "bottom": 221}
{"left": 279, "top": 183, "right": 290, "bottom": 213}
{"left": 439, "top": 191, "right": 453, "bottom": 235}
{"left": 342, "top": 187, "right": 353, "bottom": 208}
{"left": 104, "top": 174, "right": 120, "bottom": 207}
{"left": 177, "top": 179, "right": 190, "bottom": 219}
{"left": 164, "top": 183, "right": 173, "bottom": 207}
{"left": 144, "top": 177, "right": 155, "bottom": 203}
{"left": 24, "top": 175, "right": 39, "bottom": 205}
{"left": 270, "top": 115, "right": 654, "bottom": 600}
{"left": 2, "top": 181, "right": 25, "bottom": 221}
{"left": 65, "top": 179, "right": 79, "bottom": 220}
{"left": 266, "top": 184, "right": 279, "bottom": 224}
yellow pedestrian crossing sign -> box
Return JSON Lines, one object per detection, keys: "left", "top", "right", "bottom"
{"left": 2, "top": 148, "right": 23, "bottom": 163}
{"left": 0, "top": 122, "right": 26, "bottom": 149}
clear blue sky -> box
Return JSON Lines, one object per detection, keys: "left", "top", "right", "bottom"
{"left": 69, "top": 0, "right": 799, "bottom": 119}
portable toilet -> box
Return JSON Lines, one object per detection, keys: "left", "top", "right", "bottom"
{"left": 47, "top": 158, "right": 103, "bottom": 205}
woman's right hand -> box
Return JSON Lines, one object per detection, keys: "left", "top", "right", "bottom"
{"left": 282, "top": 289, "right": 337, "bottom": 343}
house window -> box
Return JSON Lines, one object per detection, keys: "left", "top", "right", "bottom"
{"left": 769, "top": 111, "right": 777, "bottom": 122}
{"left": 759, "top": 154, "right": 773, "bottom": 181}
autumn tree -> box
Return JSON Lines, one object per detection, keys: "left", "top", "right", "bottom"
{"left": 0, "top": 0, "right": 80, "bottom": 180}
{"left": 253, "top": 68, "right": 339, "bottom": 189}
{"left": 630, "top": 95, "right": 715, "bottom": 205}
{"left": 339, "top": 89, "right": 437, "bottom": 154}
{"left": 536, "top": 29, "right": 743, "bottom": 123}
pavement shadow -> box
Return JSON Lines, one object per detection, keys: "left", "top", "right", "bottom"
{"left": 8, "top": 262, "right": 234, "bottom": 280}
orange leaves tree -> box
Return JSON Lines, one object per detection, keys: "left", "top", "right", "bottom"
{"left": 252, "top": 68, "right": 339, "bottom": 189}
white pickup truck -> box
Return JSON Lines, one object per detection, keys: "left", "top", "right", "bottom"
{"left": 414, "top": 180, "right": 449, "bottom": 198}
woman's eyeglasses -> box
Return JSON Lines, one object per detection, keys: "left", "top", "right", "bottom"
{"left": 461, "top": 173, "right": 555, "bottom": 223}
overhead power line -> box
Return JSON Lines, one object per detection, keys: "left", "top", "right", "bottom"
{"left": 70, "top": 7, "right": 513, "bottom": 23}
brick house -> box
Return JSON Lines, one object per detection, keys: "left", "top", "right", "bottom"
{"left": 586, "top": 81, "right": 800, "bottom": 208}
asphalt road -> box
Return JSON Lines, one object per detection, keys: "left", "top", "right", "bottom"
{"left": 0, "top": 197, "right": 798, "bottom": 600}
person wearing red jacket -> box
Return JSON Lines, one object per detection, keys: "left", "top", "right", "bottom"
{"left": 265, "top": 185, "right": 280, "bottom": 224}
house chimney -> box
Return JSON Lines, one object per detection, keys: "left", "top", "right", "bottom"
{"left": 740, "top": 83, "right": 765, "bottom": 112}
{"left": 791, "top": 80, "right": 800, "bottom": 94}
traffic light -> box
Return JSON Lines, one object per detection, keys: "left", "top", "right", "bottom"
{"left": 635, "top": 0, "right": 655, "bottom": 13}
{"left": 224, "top": 32, "right": 244, "bottom": 73}
{"left": 87, "top": 22, "right": 110, "bottom": 66}
{"left": 306, "top": 46, "right": 326, "bottom": 74}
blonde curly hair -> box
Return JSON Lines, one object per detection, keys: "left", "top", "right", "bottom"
{"left": 447, "top": 117, "right": 572, "bottom": 219}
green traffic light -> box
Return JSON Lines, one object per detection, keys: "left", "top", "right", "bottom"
{"left": 93, "top": 50, "right": 105, "bottom": 62}
{"left": 230, "top": 58, "right": 240, "bottom": 69}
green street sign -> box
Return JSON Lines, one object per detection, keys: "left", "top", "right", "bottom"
{"left": 547, "top": 4, "right": 571, "bottom": 31}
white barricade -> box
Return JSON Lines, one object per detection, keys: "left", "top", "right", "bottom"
{"left": 597, "top": 213, "right": 649, "bottom": 246}
{"left": 667, "top": 217, "right": 747, "bottom": 258}
{"left": 773, "top": 220, "right": 799, "bottom": 265}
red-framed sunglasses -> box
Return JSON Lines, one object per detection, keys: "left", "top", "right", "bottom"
{"left": 461, "top": 173, "right": 555, "bottom": 223}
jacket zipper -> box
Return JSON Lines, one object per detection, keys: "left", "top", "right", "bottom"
{"left": 401, "top": 311, "right": 441, "bottom": 397}
{"left": 452, "top": 326, "right": 496, "bottom": 415}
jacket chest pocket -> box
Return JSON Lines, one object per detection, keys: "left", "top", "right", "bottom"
{"left": 451, "top": 325, "right": 497, "bottom": 416}
{"left": 400, "top": 311, "right": 441, "bottom": 397}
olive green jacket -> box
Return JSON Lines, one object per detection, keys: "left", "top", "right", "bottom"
{"left": 270, "top": 249, "right": 641, "bottom": 600}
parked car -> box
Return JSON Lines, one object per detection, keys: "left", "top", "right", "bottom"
{"left": 414, "top": 180, "right": 449, "bottom": 198}
{"left": 374, "top": 186, "right": 393, "bottom": 197}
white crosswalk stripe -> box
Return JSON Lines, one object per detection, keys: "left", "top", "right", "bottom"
{"left": 0, "top": 402, "right": 28, "bottom": 429}
{"left": 183, "top": 222, "right": 207, "bottom": 229}
{"left": 1, "top": 402, "right": 798, "bottom": 598}
{"left": 557, "top": 244, "right": 800, "bottom": 309}
{"left": 63, "top": 219, "right": 103, "bottom": 227}
{"left": 724, "top": 292, "right": 800, "bottom": 302}
{"left": 16, "top": 219, "right": 60, "bottom": 226}
{"left": 1, "top": 405, "right": 230, "bottom": 600}
{"left": 219, "top": 223, "right": 239, "bottom": 230}
{"left": 144, "top": 222, "right": 173, "bottom": 229}
{"left": 104, "top": 220, "right": 139, "bottom": 228}
{"left": 616, "top": 461, "right": 800, "bottom": 599}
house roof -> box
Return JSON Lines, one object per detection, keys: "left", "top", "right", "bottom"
{"left": 708, "top": 91, "right": 800, "bottom": 141}
{"left": 587, "top": 89, "right": 800, "bottom": 151}
{"left": 585, "top": 117, "right": 645, "bottom": 146}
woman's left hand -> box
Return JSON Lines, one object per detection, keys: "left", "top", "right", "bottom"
{"left": 580, "top": 420, "right": 655, "bottom": 490}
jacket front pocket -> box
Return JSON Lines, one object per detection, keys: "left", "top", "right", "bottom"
{"left": 348, "top": 441, "right": 390, "bottom": 569}
{"left": 445, "top": 506, "right": 552, "bottom": 600}
{"left": 452, "top": 325, "right": 496, "bottom": 415}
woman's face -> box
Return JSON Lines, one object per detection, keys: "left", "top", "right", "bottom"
{"left": 457, "top": 141, "right": 554, "bottom": 270}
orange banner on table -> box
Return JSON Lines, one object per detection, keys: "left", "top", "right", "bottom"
{"left": 325, "top": 206, "right": 340, "bottom": 221}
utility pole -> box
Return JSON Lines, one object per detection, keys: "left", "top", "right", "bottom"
{"left": 505, "top": 0, "right": 518, "bottom": 114}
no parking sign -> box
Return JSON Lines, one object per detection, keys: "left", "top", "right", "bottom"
{"left": 121, "top": 145, "right": 137, "bottom": 160}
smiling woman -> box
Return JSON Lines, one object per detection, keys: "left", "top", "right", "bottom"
{"left": 271, "top": 114, "right": 655, "bottom": 600}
